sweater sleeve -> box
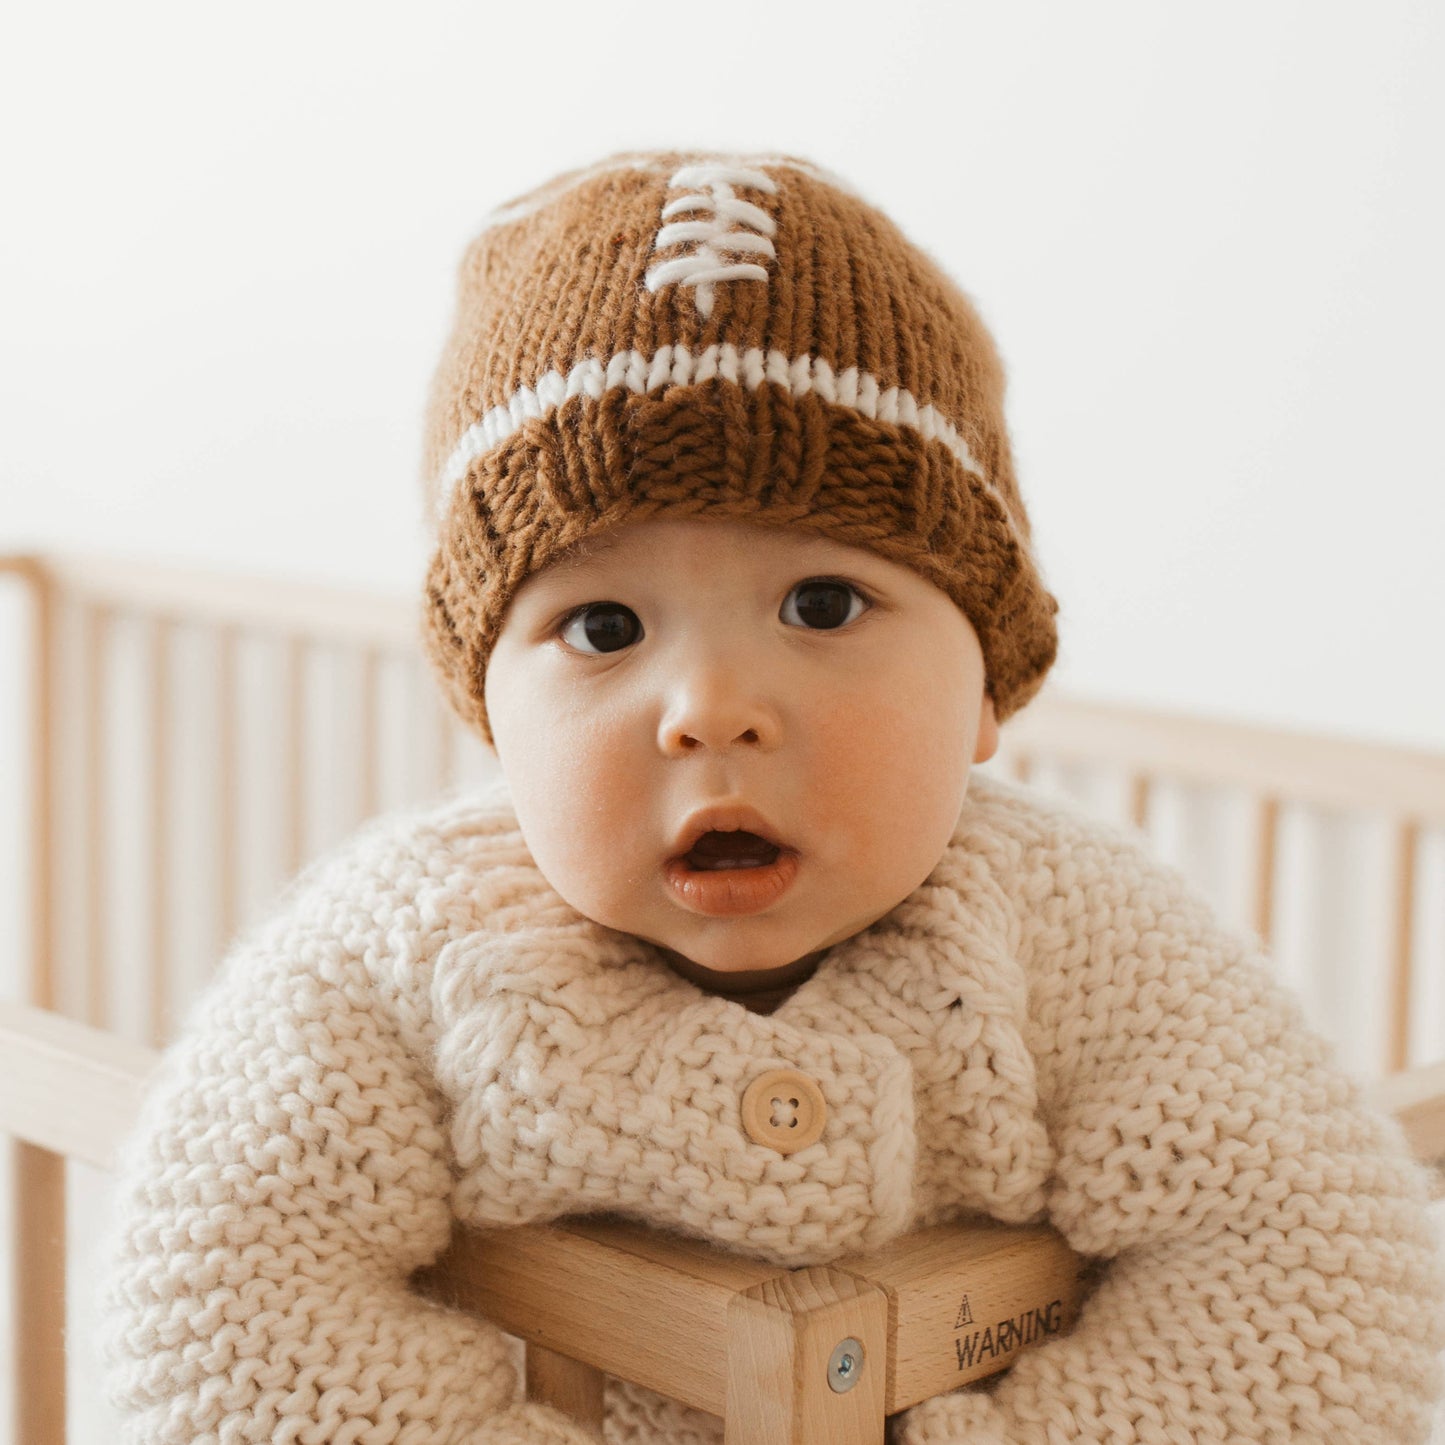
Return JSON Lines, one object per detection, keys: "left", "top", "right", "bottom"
{"left": 897, "top": 825, "right": 1445, "bottom": 1445}
{"left": 96, "top": 919, "right": 600, "bottom": 1445}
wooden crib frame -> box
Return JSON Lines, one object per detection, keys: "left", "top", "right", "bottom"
{"left": 4, "top": 550, "right": 1445, "bottom": 1444}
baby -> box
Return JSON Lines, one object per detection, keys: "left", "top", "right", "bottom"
{"left": 100, "top": 150, "right": 1444, "bottom": 1443}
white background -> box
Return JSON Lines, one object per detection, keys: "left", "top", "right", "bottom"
{"left": 1, "top": 7, "right": 1444, "bottom": 1438}
{"left": 3, "top": 1, "right": 1442, "bottom": 749}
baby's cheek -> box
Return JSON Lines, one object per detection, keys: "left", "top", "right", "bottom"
{"left": 555, "top": 751, "right": 660, "bottom": 897}
{"left": 817, "top": 693, "right": 971, "bottom": 851}
{"left": 497, "top": 722, "right": 625, "bottom": 904}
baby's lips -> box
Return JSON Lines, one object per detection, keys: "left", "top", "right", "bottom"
{"left": 663, "top": 850, "right": 801, "bottom": 916}
{"left": 668, "top": 802, "right": 793, "bottom": 861}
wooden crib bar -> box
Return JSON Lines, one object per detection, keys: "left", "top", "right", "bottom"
{"left": 1, "top": 1003, "right": 1090, "bottom": 1444}
{"left": 999, "top": 692, "right": 1445, "bottom": 819}
{"left": 1375, "top": 1055, "right": 1445, "bottom": 1166}
{"left": 17, "top": 550, "right": 421, "bottom": 647}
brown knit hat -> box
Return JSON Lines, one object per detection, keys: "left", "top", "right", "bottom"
{"left": 421, "top": 149, "right": 1059, "bottom": 744}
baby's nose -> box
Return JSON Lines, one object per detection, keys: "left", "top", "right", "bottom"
{"left": 661, "top": 713, "right": 774, "bottom": 751}
{"left": 658, "top": 675, "right": 781, "bottom": 755}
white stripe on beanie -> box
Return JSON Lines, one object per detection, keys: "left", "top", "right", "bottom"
{"left": 436, "top": 343, "right": 990, "bottom": 522}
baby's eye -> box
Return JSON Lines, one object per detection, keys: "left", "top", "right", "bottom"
{"left": 780, "top": 578, "right": 870, "bottom": 631}
{"left": 558, "top": 602, "right": 642, "bottom": 655}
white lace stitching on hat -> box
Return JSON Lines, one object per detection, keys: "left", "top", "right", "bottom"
{"left": 644, "top": 163, "right": 779, "bottom": 319}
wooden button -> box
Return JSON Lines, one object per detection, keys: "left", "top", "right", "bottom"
{"left": 741, "top": 1068, "right": 827, "bottom": 1154}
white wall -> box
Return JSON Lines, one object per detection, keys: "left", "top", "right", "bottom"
{"left": 2, "top": 10, "right": 1444, "bottom": 1438}
{"left": 3, "top": 0, "right": 1442, "bottom": 749}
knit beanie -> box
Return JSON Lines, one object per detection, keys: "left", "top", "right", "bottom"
{"left": 421, "top": 149, "right": 1059, "bottom": 744}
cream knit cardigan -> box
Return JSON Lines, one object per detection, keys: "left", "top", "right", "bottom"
{"left": 98, "top": 771, "right": 1445, "bottom": 1443}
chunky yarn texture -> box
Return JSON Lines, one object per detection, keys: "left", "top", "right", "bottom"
{"left": 421, "top": 150, "right": 1060, "bottom": 744}
{"left": 97, "top": 772, "right": 1445, "bottom": 1442}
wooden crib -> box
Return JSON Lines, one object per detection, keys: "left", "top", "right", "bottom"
{"left": 2, "top": 551, "right": 1443, "bottom": 1444}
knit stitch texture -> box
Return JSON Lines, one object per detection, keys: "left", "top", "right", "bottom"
{"left": 97, "top": 772, "right": 1445, "bottom": 1442}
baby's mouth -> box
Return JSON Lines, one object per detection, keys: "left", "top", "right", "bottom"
{"left": 681, "top": 830, "right": 784, "bottom": 871}
{"left": 664, "top": 827, "right": 800, "bottom": 916}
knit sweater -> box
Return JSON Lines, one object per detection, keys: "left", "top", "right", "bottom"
{"left": 97, "top": 770, "right": 1445, "bottom": 1443}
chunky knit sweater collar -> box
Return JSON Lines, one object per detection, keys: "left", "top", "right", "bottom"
{"left": 392, "top": 768, "right": 1055, "bottom": 1265}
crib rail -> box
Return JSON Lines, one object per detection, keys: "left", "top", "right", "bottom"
{"left": 0, "top": 1004, "right": 155, "bottom": 1172}
{"left": 999, "top": 692, "right": 1445, "bottom": 820}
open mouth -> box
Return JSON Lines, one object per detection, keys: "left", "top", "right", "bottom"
{"left": 665, "top": 829, "right": 800, "bottom": 916}
{"left": 680, "top": 830, "right": 784, "bottom": 871}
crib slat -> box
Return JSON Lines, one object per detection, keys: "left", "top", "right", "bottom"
{"left": 358, "top": 646, "right": 380, "bottom": 820}
{"left": 1251, "top": 796, "right": 1280, "bottom": 950}
{"left": 12, "top": 561, "right": 65, "bottom": 1445}
{"left": 410, "top": 659, "right": 451, "bottom": 800}
{"left": 149, "top": 617, "right": 173, "bottom": 1047}
{"left": 283, "top": 636, "right": 306, "bottom": 877}
{"left": 83, "top": 603, "right": 109, "bottom": 1028}
{"left": 215, "top": 627, "right": 239, "bottom": 954}
{"left": 1372, "top": 1057, "right": 1445, "bottom": 1167}
{"left": 27, "top": 562, "right": 58, "bottom": 1013}
{"left": 1387, "top": 819, "right": 1420, "bottom": 1074}
{"left": 526, "top": 1346, "right": 606, "bottom": 1434}
{"left": 11, "top": 1140, "right": 67, "bottom": 1445}
{"left": 437, "top": 698, "right": 458, "bottom": 794}
{"left": 1128, "top": 774, "right": 1151, "bottom": 832}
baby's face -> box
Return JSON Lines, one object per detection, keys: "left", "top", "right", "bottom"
{"left": 484, "top": 518, "right": 997, "bottom": 995}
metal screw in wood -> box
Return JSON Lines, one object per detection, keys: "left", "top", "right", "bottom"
{"left": 828, "top": 1337, "right": 864, "bottom": 1393}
